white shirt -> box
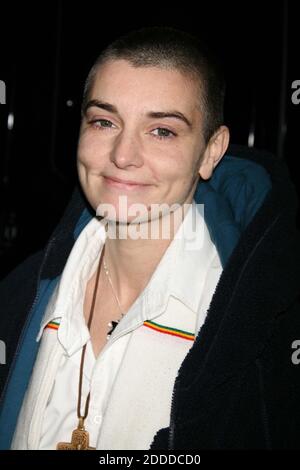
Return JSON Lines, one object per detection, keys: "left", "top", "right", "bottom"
{"left": 11, "top": 200, "right": 223, "bottom": 450}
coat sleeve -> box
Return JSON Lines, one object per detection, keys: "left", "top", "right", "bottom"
{"left": 0, "top": 250, "right": 44, "bottom": 400}
{"left": 259, "top": 293, "right": 300, "bottom": 449}
{"left": 149, "top": 426, "right": 170, "bottom": 450}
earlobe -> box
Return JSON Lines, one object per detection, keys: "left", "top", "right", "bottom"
{"left": 198, "top": 155, "right": 215, "bottom": 180}
{"left": 198, "top": 125, "right": 230, "bottom": 180}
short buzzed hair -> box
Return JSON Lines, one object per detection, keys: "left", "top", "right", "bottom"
{"left": 82, "top": 26, "right": 226, "bottom": 144}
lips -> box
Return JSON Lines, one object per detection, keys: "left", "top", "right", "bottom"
{"left": 103, "top": 175, "right": 151, "bottom": 191}
{"left": 105, "top": 176, "right": 149, "bottom": 185}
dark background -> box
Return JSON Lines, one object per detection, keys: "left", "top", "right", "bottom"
{"left": 0, "top": 1, "right": 299, "bottom": 279}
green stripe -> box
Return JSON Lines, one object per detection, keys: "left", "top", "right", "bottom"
{"left": 145, "top": 319, "right": 193, "bottom": 337}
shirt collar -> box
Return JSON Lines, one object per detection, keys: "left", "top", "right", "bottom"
{"left": 142, "top": 199, "right": 219, "bottom": 315}
{"left": 37, "top": 216, "right": 107, "bottom": 355}
{"left": 167, "top": 199, "right": 220, "bottom": 313}
{"left": 37, "top": 200, "right": 219, "bottom": 353}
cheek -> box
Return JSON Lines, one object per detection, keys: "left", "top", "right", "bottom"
{"left": 163, "top": 148, "right": 196, "bottom": 181}
{"left": 77, "top": 135, "right": 104, "bottom": 169}
{"left": 77, "top": 136, "right": 90, "bottom": 164}
{"left": 169, "top": 153, "right": 200, "bottom": 193}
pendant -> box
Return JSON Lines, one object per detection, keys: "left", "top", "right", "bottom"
{"left": 57, "top": 418, "right": 95, "bottom": 450}
{"left": 107, "top": 320, "right": 119, "bottom": 339}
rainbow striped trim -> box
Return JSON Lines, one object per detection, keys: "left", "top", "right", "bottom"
{"left": 44, "top": 320, "right": 60, "bottom": 331}
{"left": 44, "top": 318, "right": 195, "bottom": 341}
{"left": 143, "top": 320, "right": 195, "bottom": 341}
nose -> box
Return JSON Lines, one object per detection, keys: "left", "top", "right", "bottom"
{"left": 110, "top": 129, "right": 144, "bottom": 169}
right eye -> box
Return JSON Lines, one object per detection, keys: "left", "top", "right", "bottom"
{"left": 88, "top": 119, "right": 115, "bottom": 129}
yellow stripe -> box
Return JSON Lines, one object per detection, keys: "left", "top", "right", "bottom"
{"left": 45, "top": 321, "right": 60, "bottom": 331}
{"left": 143, "top": 320, "right": 194, "bottom": 341}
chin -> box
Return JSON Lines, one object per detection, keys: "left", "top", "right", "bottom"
{"left": 96, "top": 202, "right": 150, "bottom": 225}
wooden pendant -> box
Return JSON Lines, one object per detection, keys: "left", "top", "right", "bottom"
{"left": 57, "top": 418, "right": 95, "bottom": 450}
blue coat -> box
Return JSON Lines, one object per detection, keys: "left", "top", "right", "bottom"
{"left": 1, "top": 145, "right": 300, "bottom": 449}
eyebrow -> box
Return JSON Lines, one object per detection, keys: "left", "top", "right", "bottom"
{"left": 83, "top": 99, "right": 193, "bottom": 128}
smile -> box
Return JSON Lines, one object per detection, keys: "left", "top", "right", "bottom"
{"left": 103, "top": 176, "right": 152, "bottom": 191}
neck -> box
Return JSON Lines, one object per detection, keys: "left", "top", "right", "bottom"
{"left": 103, "top": 205, "right": 189, "bottom": 305}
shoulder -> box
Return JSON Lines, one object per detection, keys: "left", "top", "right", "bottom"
{"left": 0, "top": 249, "right": 44, "bottom": 340}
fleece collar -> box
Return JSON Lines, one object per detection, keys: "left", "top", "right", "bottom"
{"left": 195, "top": 153, "right": 272, "bottom": 266}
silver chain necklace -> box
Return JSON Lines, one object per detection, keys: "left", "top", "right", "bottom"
{"left": 103, "top": 253, "right": 125, "bottom": 340}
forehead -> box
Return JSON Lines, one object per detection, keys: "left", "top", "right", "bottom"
{"left": 90, "top": 59, "right": 201, "bottom": 117}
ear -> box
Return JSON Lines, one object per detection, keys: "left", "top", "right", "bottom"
{"left": 198, "top": 126, "right": 230, "bottom": 180}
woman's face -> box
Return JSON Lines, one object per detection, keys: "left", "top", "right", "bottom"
{"left": 77, "top": 59, "right": 226, "bottom": 225}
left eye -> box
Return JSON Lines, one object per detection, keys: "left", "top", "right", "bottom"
{"left": 152, "top": 128, "right": 175, "bottom": 139}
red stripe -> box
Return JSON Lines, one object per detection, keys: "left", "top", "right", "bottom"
{"left": 45, "top": 324, "right": 59, "bottom": 330}
{"left": 144, "top": 322, "right": 194, "bottom": 341}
